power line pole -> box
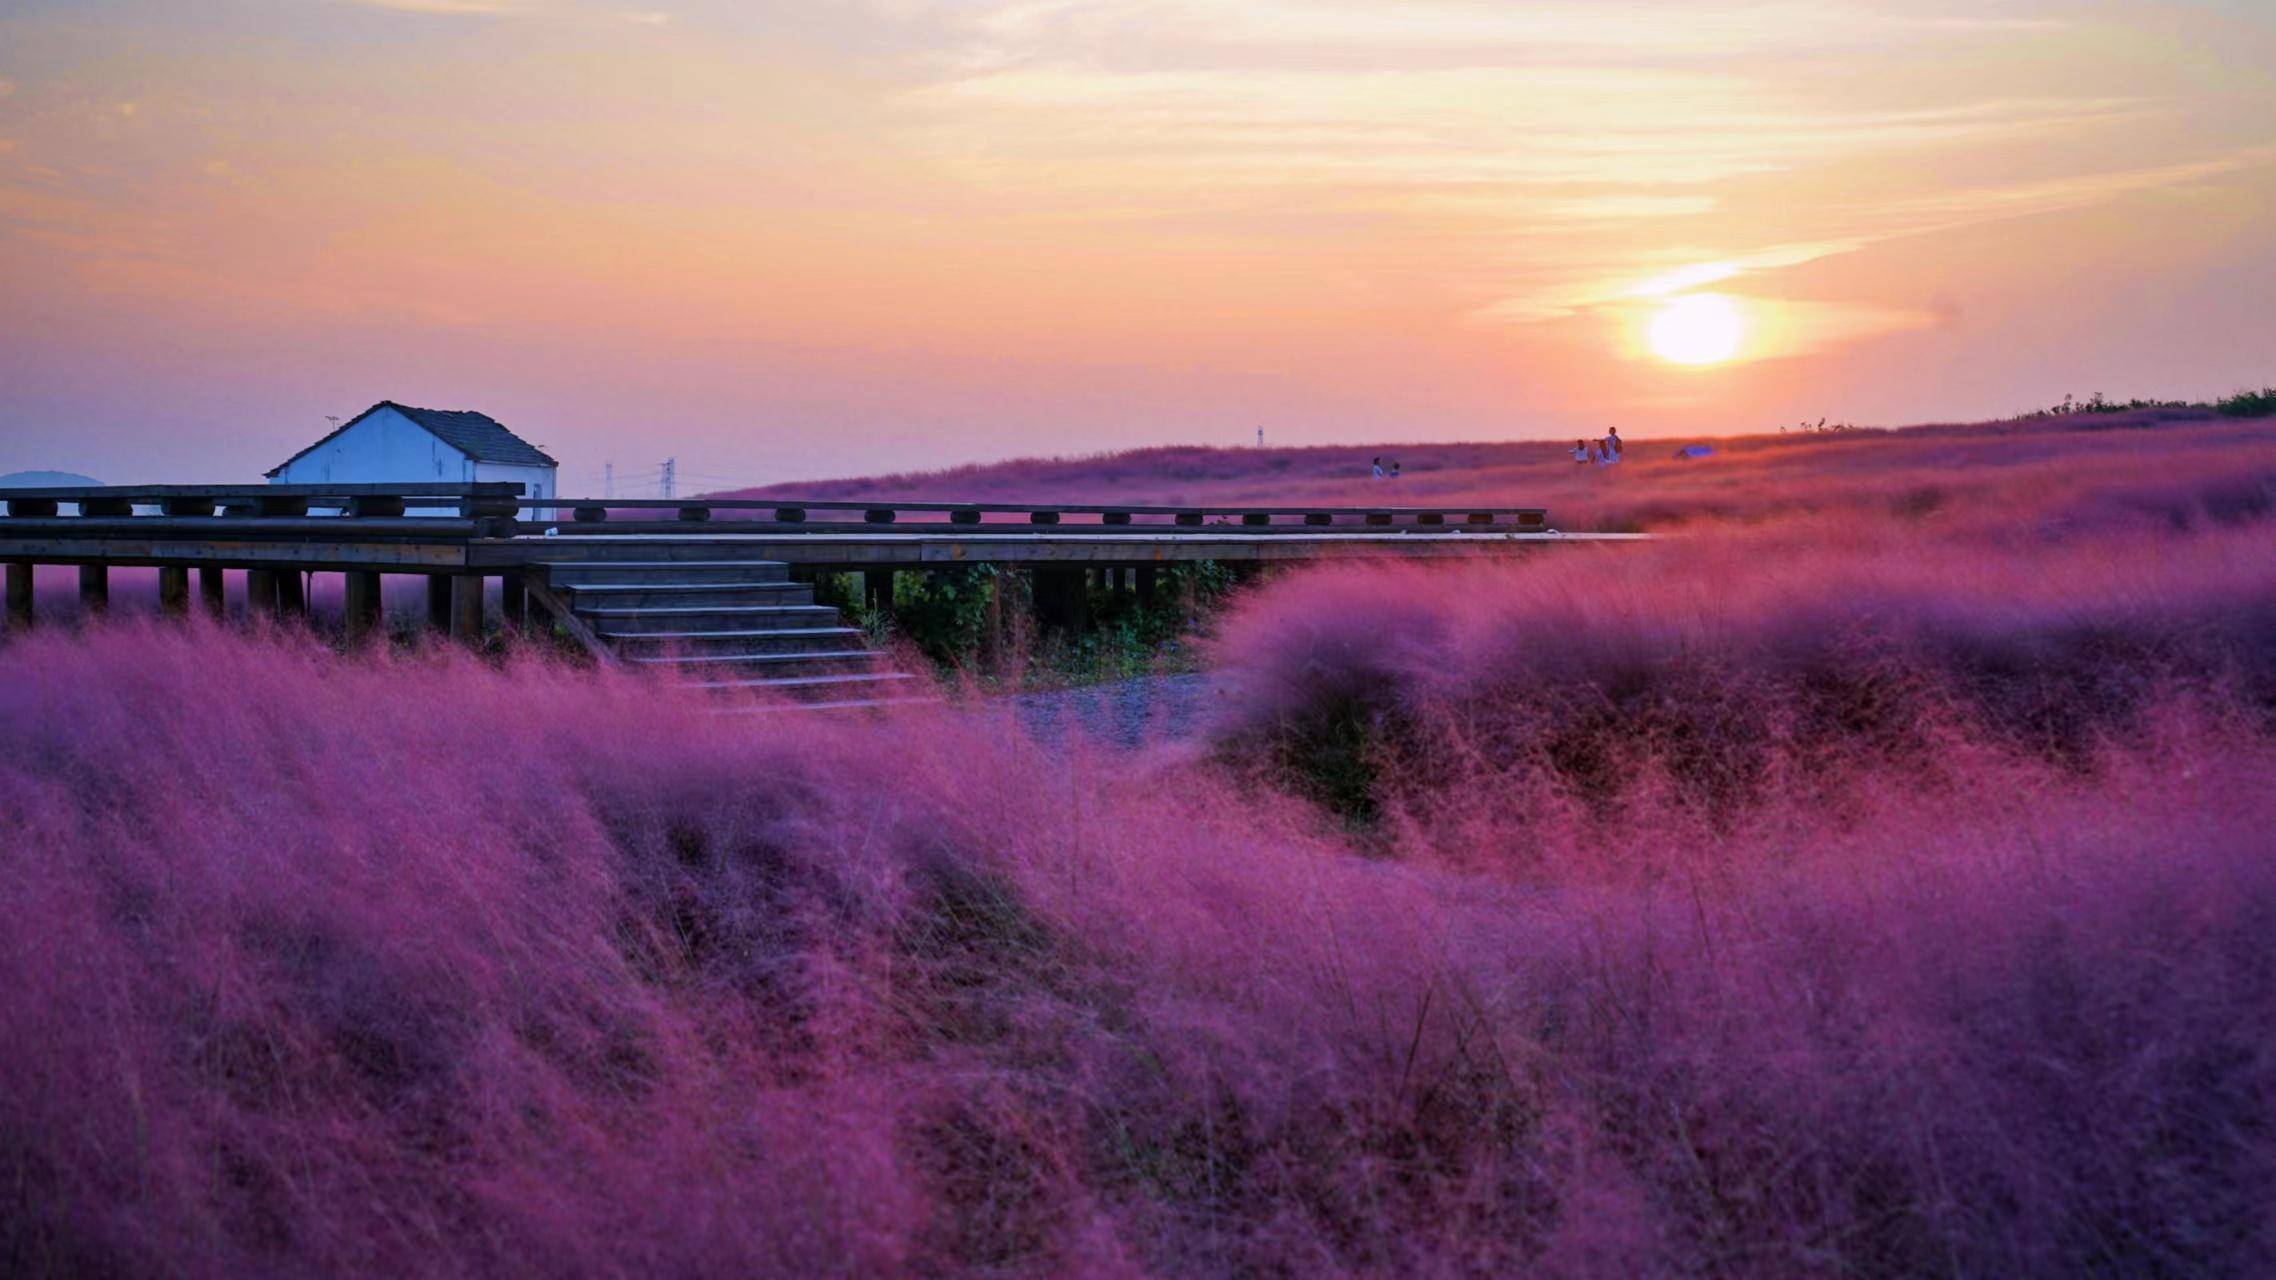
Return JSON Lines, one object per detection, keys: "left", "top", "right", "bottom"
{"left": 603, "top": 462, "right": 614, "bottom": 500}
{"left": 660, "top": 457, "right": 675, "bottom": 500}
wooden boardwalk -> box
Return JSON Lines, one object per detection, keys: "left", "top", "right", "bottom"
{"left": 2, "top": 482, "right": 1640, "bottom": 701}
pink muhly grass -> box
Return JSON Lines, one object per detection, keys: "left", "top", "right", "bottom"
{"left": 1207, "top": 514, "right": 2276, "bottom": 866}
{"left": 2, "top": 612, "right": 2273, "bottom": 1274}
{"left": 7, "top": 406, "right": 2276, "bottom": 1275}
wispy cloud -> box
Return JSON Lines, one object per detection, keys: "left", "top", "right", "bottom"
{"left": 340, "top": 0, "right": 526, "bottom": 15}
{"left": 892, "top": 0, "right": 2268, "bottom": 357}
{"left": 944, "top": 0, "right": 2062, "bottom": 67}
{"left": 915, "top": 69, "right": 2142, "bottom": 188}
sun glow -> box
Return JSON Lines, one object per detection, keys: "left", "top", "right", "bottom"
{"left": 1648, "top": 292, "right": 1745, "bottom": 365}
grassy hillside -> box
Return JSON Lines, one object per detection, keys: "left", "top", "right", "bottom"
{"left": 5, "top": 403, "right": 2276, "bottom": 1275}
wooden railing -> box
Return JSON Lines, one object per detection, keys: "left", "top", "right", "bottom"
{"left": 534, "top": 497, "right": 1549, "bottom": 534}
{"left": 0, "top": 481, "right": 526, "bottom": 519}
{"left": 1, "top": 484, "right": 1551, "bottom": 538}
{"left": 0, "top": 482, "right": 1564, "bottom": 641}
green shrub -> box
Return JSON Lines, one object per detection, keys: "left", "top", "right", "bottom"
{"left": 2216, "top": 387, "right": 2276, "bottom": 418}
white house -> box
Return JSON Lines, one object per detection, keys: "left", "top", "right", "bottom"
{"left": 267, "top": 402, "right": 558, "bottom": 504}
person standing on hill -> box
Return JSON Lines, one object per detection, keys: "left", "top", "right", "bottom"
{"left": 1372, "top": 456, "right": 1385, "bottom": 480}
{"left": 1607, "top": 426, "right": 1623, "bottom": 460}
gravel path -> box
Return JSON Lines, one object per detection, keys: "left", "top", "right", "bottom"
{"left": 1007, "top": 672, "right": 1225, "bottom": 748}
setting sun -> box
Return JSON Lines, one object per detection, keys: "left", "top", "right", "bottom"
{"left": 1648, "top": 293, "right": 1745, "bottom": 366}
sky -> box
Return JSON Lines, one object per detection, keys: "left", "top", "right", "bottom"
{"left": 1, "top": 0, "right": 2272, "bottom": 490}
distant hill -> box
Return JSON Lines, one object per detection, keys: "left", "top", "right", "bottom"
{"left": 0, "top": 470, "right": 103, "bottom": 488}
{"left": 705, "top": 404, "right": 2269, "bottom": 534}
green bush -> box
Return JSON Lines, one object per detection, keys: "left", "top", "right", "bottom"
{"left": 823, "top": 561, "right": 1243, "bottom": 687}
{"left": 2216, "top": 387, "right": 2276, "bottom": 418}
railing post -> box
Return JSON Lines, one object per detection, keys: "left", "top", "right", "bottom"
{"left": 79, "top": 565, "right": 108, "bottom": 615}
{"left": 159, "top": 566, "right": 190, "bottom": 617}
{"left": 450, "top": 574, "right": 484, "bottom": 643}
{"left": 198, "top": 567, "right": 225, "bottom": 618}
{"left": 5, "top": 562, "right": 31, "bottom": 630}
{"left": 344, "top": 571, "right": 382, "bottom": 645}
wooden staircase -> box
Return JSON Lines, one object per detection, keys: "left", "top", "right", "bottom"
{"left": 531, "top": 552, "right": 926, "bottom": 707}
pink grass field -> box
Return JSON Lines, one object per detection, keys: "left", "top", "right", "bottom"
{"left": 6, "top": 410, "right": 2276, "bottom": 1276}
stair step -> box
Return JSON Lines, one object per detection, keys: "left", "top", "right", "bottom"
{"left": 529, "top": 553, "right": 919, "bottom": 698}
{"left": 627, "top": 649, "right": 884, "bottom": 668}
{"left": 691, "top": 670, "right": 924, "bottom": 692}
{"left": 579, "top": 605, "right": 842, "bottom": 633}
{"left": 605, "top": 628, "right": 867, "bottom": 655}
{"left": 547, "top": 560, "right": 791, "bottom": 585}
{"left": 566, "top": 583, "right": 815, "bottom": 608}
{"left": 718, "top": 693, "right": 946, "bottom": 714}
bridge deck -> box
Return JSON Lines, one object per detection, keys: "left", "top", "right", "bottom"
{"left": 3, "top": 484, "right": 1643, "bottom": 662}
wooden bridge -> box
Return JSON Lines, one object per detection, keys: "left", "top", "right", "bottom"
{"left": 1, "top": 481, "right": 1631, "bottom": 703}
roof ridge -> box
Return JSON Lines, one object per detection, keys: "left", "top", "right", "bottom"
{"left": 267, "top": 401, "right": 557, "bottom": 475}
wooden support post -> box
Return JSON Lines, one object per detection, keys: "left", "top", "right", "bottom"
{"left": 198, "top": 566, "right": 225, "bottom": 618}
{"left": 245, "top": 569, "right": 279, "bottom": 620}
{"left": 1031, "top": 566, "right": 1090, "bottom": 634}
{"left": 1136, "top": 565, "right": 1158, "bottom": 608}
{"left": 499, "top": 571, "right": 526, "bottom": 629}
{"left": 863, "top": 568, "right": 895, "bottom": 617}
{"left": 343, "top": 571, "right": 382, "bottom": 645}
{"left": 426, "top": 574, "right": 452, "bottom": 633}
{"left": 450, "top": 574, "right": 484, "bottom": 643}
{"left": 5, "top": 563, "right": 31, "bottom": 631}
{"left": 276, "top": 569, "right": 306, "bottom": 620}
{"left": 158, "top": 566, "right": 190, "bottom": 617}
{"left": 984, "top": 567, "right": 1004, "bottom": 659}
{"left": 79, "top": 564, "right": 109, "bottom": 615}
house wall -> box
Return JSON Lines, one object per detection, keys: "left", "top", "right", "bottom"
{"left": 271, "top": 407, "right": 474, "bottom": 485}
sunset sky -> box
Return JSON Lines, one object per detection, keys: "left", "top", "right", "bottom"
{"left": 2, "top": 1, "right": 2271, "bottom": 488}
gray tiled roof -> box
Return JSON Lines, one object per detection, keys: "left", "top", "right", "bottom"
{"left": 268, "top": 401, "right": 557, "bottom": 475}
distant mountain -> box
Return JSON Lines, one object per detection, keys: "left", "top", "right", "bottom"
{"left": 0, "top": 470, "right": 103, "bottom": 488}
